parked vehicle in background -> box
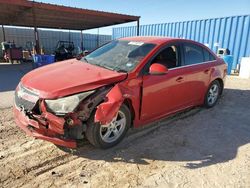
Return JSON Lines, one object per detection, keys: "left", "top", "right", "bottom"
{"left": 54, "top": 41, "right": 75, "bottom": 61}
{"left": 1, "top": 41, "right": 23, "bottom": 64}
{"left": 14, "top": 37, "right": 227, "bottom": 149}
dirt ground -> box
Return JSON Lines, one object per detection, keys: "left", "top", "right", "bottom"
{"left": 0, "top": 76, "right": 250, "bottom": 188}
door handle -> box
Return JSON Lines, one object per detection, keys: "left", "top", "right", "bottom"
{"left": 204, "top": 69, "right": 210, "bottom": 74}
{"left": 176, "top": 77, "right": 184, "bottom": 82}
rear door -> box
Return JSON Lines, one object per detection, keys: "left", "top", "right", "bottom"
{"left": 180, "top": 43, "right": 216, "bottom": 104}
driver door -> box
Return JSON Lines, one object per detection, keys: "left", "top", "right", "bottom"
{"left": 140, "top": 44, "right": 189, "bottom": 121}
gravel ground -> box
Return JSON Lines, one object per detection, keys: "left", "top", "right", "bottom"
{"left": 0, "top": 76, "right": 250, "bottom": 188}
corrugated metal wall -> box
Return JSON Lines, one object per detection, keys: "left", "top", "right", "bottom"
{"left": 113, "top": 15, "right": 250, "bottom": 69}
{"left": 0, "top": 27, "right": 111, "bottom": 57}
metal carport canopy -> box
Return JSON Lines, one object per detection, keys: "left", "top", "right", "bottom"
{"left": 0, "top": 0, "right": 140, "bottom": 30}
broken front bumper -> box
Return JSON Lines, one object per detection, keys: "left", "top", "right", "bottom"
{"left": 13, "top": 105, "right": 77, "bottom": 148}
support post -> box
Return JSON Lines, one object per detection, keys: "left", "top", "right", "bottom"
{"left": 68, "top": 30, "right": 71, "bottom": 42}
{"left": 80, "top": 30, "right": 83, "bottom": 52}
{"left": 34, "top": 27, "right": 40, "bottom": 54}
{"left": 97, "top": 28, "right": 99, "bottom": 48}
{"left": 32, "top": 1, "right": 40, "bottom": 54}
{"left": 137, "top": 19, "right": 140, "bottom": 36}
{"left": 2, "top": 25, "right": 6, "bottom": 41}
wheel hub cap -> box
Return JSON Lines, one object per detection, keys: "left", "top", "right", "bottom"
{"left": 100, "top": 111, "right": 126, "bottom": 143}
{"left": 207, "top": 84, "right": 219, "bottom": 105}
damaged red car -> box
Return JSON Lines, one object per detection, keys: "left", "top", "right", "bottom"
{"left": 14, "top": 37, "right": 227, "bottom": 148}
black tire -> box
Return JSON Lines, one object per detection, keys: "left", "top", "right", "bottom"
{"left": 204, "top": 80, "right": 221, "bottom": 108}
{"left": 85, "top": 104, "right": 131, "bottom": 149}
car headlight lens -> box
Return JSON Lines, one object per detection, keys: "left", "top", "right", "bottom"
{"left": 45, "top": 90, "right": 95, "bottom": 114}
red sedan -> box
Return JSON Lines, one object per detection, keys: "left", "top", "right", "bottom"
{"left": 14, "top": 37, "right": 227, "bottom": 148}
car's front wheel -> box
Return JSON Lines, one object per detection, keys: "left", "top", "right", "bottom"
{"left": 204, "top": 80, "right": 221, "bottom": 108}
{"left": 86, "top": 104, "right": 131, "bottom": 149}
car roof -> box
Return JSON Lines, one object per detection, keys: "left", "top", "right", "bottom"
{"left": 119, "top": 36, "right": 198, "bottom": 45}
{"left": 118, "top": 36, "right": 217, "bottom": 58}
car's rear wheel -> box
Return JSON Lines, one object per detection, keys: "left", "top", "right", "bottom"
{"left": 204, "top": 80, "right": 221, "bottom": 108}
{"left": 86, "top": 104, "right": 131, "bottom": 149}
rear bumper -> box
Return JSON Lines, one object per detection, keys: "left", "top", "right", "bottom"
{"left": 13, "top": 105, "right": 77, "bottom": 148}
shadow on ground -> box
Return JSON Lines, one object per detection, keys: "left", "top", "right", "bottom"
{"left": 60, "top": 88, "right": 250, "bottom": 169}
{"left": 0, "top": 63, "right": 33, "bottom": 92}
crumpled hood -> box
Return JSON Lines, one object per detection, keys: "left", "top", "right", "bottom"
{"left": 21, "top": 59, "right": 127, "bottom": 99}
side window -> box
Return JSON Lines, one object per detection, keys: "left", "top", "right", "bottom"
{"left": 203, "top": 48, "right": 216, "bottom": 61}
{"left": 151, "top": 45, "right": 178, "bottom": 69}
{"left": 183, "top": 44, "right": 204, "bottom": 65}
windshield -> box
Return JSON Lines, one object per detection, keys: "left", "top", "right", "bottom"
{"left": 82, "top": 40, "right": 156, "bottom": 72}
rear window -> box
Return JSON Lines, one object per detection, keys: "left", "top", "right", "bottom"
{"left": 183, "top": 44, "right": 204, "bottom": 65}
{"left": 203, "top": 48, "right": 216, "bottom": 61}
{"left": 183, "top": 43, "right": 216, "bottom": 65}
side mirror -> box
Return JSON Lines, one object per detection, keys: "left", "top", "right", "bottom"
{"left": 149, "top": 63, "right": 168, "bottom": 75}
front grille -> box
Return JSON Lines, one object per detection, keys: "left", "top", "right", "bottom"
{"left": 15, "top": 84, "right": 39, "bottom": 111}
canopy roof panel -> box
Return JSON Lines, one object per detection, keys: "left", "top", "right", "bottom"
{"left": 0, "top": 0, "right": 140, "bottom": 30}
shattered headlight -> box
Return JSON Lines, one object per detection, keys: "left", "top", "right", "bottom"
{"left": 45, "top": 90, "right": 95, "bottom": 114}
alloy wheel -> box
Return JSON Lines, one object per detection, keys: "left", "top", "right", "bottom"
{"left": 207, "top": 84, "right": 219, "bottom": 106}
{"left": 99, "top": 111, "right": 126, "bottom": 143}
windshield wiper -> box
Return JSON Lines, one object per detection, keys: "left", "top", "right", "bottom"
{"left": 92, "top": 63, "right": 114, "bottom": 71}
{"left": 101, "top": 65, "right": 127, "bottom": 73}
{"left": 88, "top": 62, "right": 127, "bottom": 73}
{"left": 101, "top": 64, "right": 116, "bottom": 71}
{"left": 114, "top": 68, "right": 127, "bottom": 73}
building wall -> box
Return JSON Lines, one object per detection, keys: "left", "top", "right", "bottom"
{"left": 0, "top": 27, "right": 111, "bottom": 57}
{"left": 113, "top": 15, "right": 250, "bottom": 69}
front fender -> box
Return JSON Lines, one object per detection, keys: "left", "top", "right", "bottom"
{"left": 94, "top": 85, "right": 124, "bottom": 125}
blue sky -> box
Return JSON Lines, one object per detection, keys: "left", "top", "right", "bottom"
{"left": 35, "top": 0, "right": 250, "bottom": 35}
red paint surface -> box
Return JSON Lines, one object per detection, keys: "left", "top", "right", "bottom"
{"left": 21, "top": 59, "right": 127, "bottom": 99}
{"left": 14, "top": 37, "right": 227, "bottom": 147}
{"left": 149, "top": 63, "right": 169, "bottom": 74}
{"left": 95, "top": 85, "right": 124, "bottom": 125}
